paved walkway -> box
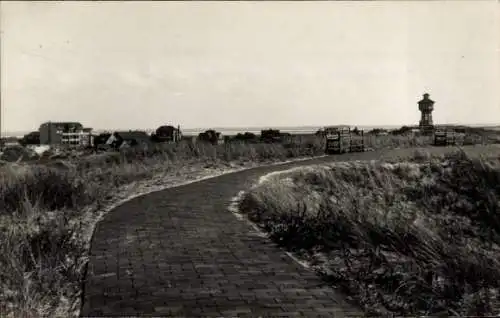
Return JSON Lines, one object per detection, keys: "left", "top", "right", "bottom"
{"left": 81, "top": 151, "right": 386, "bottom": 317}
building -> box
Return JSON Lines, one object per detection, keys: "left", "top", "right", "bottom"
{"left": 39, "top": 121, "right": 93, "bottom": 147}
{"left": 153, "top": 125, "right": 182, "bottom": 142}
{"left": 418, "top": 93, "right": 435, "bottom": 134}
{"left": 61, "top": 128, "right": 93, "bottom": 147}
{"left": 20, "top": 131, "right": 40, "bottom": 145}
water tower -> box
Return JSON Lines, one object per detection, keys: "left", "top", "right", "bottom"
{"left": 418, "top": 93, "right": 434, "bottom": 133}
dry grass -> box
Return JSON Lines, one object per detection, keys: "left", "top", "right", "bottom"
{"left": 0, "top": 133, "right": 496, "bottom": 317}
{"left": 364, "top": 134, "right": 433, "bottom": 150}
{"left": 239, "top": 146, "right": 500, "bottom": 316}
{"left": 0, "top": 138, "right": 331, "bottom": 317}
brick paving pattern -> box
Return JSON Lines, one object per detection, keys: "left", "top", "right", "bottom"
{"left": 81, "top": 152, "right": 386, "bottom": 317}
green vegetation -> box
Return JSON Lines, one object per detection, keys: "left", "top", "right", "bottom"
{"left": 239, "top": 147, "right": 500, "bottom": 316}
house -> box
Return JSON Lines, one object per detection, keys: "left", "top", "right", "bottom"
{"left": 106, "top": 130, "right": 151, "bottom": 149}
{"left": 60, "top": 127, "right": 93, "bottom": 148}
{"left": 152, "top": 125, "right": 182, "bottom": 143}
{"left": 93, "top": 132, "right": 112, "bottom": 150}
{"left": 39, "top": 121, "right": 93, "bottom": 147}
{"left": 20, "top": 131, "right": 40, "bottom": 145}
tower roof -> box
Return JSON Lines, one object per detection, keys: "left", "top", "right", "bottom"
{"left": 418, "top": 93, "right": 434, "bottom": 104}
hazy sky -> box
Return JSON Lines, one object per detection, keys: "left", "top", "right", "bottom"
{"left": 1, "top": 1, "right": 499, "bottom": 133}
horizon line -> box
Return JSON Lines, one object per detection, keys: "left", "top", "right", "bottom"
{"left": 3, "top": 122, "right": 500, "bottom": 137}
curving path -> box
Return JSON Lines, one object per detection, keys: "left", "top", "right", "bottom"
{"left": 80, "top": 150, "right": 401, "bottom": 317}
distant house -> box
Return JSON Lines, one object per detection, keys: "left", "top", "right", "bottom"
{"left": 39, "top": 121, "right": 93, "bottom": 147}
{"left": 106, "top": 130, "right": 151, "bottom": 149}
{"left": 152, "top": 125, "right": 182, "bottom": 143}
{"left": 20, "top": 131, "right": 40, "bottom": 145}
{"left": 92, "top": 132, "right": 112, "bottom": 150}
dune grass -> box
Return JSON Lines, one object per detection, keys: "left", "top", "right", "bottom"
{"left": 364, "top": 134, "right": 433, "bottom": 150}
{"left": 0, "top": 138, "right": 332, "bottom": 317}
{"left": 0, "top": 133, "right": 495, "bottom": 317}
{"left": 239, "top": 147, "right": 500, "bottom": 316}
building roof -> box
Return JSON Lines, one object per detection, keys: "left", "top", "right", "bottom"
{"left": 156, "top": 125, "right": 180, "bottom": 136}
{"left": 40, "top": 121, "right": 83, "bottom": 126}
{"left": 39, "top": 122, "right": 84, "bottom": 132}
{"left": 157, "top": 125, "right": 180, "bottom": 131}
{"left": 418, "top": 94, "right": 435, "bottom": 104}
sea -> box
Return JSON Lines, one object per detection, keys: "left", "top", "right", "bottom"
{"left": 176, "top": 125, "right": 403, "bottom": 136}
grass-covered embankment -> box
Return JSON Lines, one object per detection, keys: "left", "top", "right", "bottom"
{"left": 239, "top": 146, "right": 500, "bottom": 316}
{"left": 0, "top": 138, "right": 327, "bottom": 317}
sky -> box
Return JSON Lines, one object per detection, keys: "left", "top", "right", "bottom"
{"left": 1, "top": 1, "right": 499, "bottom": 134}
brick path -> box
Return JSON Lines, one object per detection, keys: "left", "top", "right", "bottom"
{"left": 81, "top": 151, "right": 389, "bottom": 317}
